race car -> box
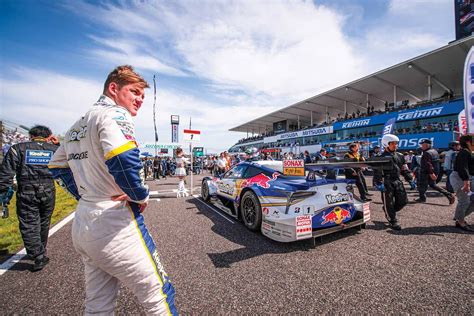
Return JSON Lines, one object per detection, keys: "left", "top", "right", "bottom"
{"left": 201, "top": 159, "right": 388, "bottom": 242}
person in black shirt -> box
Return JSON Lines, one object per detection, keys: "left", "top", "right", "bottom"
{"left": 373, "top": 134, "right": 416, "bottom": 230}
{"left": 344, "top": 143, "right": 371, "bottom": 202}
{"left": 0, "top": 125, "right": 59, "bottom": 271}
{"left": 415, "top": 139, "right": 455, "bottom": 204}
{"left": 449, "top": 135, "right": 474, "bottom": 231}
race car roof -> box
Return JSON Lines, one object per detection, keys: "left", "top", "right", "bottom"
{"left": 229, "top": 36, "right": 474, "bottom": 133}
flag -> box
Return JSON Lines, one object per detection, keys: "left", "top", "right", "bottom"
{"left": 382, "top": 117, "right": 396, "bottom": 135}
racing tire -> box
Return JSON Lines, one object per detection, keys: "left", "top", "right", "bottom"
{"left": 201, "top": 181, "right": 211, "bottom": 203}
{"left": 240, "top": 191, "right": 262, "bottom": 232}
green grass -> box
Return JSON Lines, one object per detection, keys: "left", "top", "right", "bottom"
{"left": 0, "top": 184, "right": 77, "bottom": 254}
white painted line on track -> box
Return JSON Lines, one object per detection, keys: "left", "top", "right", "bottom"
{"left": 192, "top": 194, "right": 235, "bottom": 224}
{"left": 0, "top": 211, "right": 76, "bottom": 276}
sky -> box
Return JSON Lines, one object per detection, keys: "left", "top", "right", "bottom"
{"left": 0, "top": 0, "right": 456, "bottom": 153}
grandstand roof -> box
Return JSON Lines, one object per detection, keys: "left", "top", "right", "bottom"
{"left": 230, "top": 36, "right": 474, "bottom": 133}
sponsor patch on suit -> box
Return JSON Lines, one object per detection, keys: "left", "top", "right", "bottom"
{"left": 25, "top": 150, "right": 53, "bottom": 165}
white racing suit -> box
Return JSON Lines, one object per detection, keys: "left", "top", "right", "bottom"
{"left": 48, "top": 95, "right": 177, "bottom": 315}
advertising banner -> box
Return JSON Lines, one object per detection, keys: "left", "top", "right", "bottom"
{"left": 464, "top": 46, "right": 474, "bottom": 134}
{"left": 459, "top": 109, "right": 467, "bottom": 136}
{"left": 283, "top": 159, "right": 305, "bottom": 176}
{"left": 332, "top": 99, "right": 463, "bottom": 131}
{"left": 264, "top": 126, "right": 333, "bottom": 143}
{"left": 172, "top": 124, "right": 179, "bottom": 143}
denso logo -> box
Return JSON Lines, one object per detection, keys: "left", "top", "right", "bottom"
{"left": 372, "top": 137, "right": 434, "bottom": 148}
{"left": 325, "top": 193, "right": 350, "bottom": 204}
{"left": 342, "top": 119, "right": 370, "bottom": 128}
{"left": 397, "top": 107, "right": 442, "bottom": 121}
{"left": 398, "top": 137, "right": 434, "bottom": 148}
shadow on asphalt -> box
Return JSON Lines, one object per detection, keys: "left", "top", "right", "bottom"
{"left": 366, "top": 220, "right": 389, "bottom": 231}
{"left": 387, "top": 225, "right": 474, "bottom": 236}
{"left": 187, "top": 197, "right": 365, "bottom": 268}
{"left": 6, "top": 261, "right": 32, "bottom": 272}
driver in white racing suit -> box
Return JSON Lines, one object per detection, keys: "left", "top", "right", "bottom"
{"left": 48, "top": 65, "right": 177, "bottom": 315}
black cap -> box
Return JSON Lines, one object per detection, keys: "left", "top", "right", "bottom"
{"left": 420, "top": 139, "right": 432, "bottom": 145}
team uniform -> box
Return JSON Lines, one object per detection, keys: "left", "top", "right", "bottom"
{"left": 373, "top": 150, "right": 414, "bottom": 228}
{"left": 344, "top": 151, "right": 370, "bottom": 201}
{"left": 417, "top": 147, "right": 454, "bottom": 203}
{"left": 0, "top": 139, "right": 58, "bottom": 261}
{"left": 48, "top": 95, "right": 176, "bottom": 315}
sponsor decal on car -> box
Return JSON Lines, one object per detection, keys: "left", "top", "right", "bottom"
{"left": 217, "top": 182, "right": 235, "bottom": 195}
{"left": 325, "top": 193, "right": 351, "bottom": 204}
{"left": 241, "top": 172, "right": 279, "bottom": 189}
{"left": 262, "top": 207, "right": 269, "bottom": 215}
{"left": 296, "top": 215, "right": 312, "bottom": 240}
{"left": 321, "top": 206, "right": 351, "bottom": 225}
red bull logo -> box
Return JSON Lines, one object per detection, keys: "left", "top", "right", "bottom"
{"left": 241, "top": 172, "right": 279, "bottom": 189}
{"left": 321, "top": 206, "right": 351, "bottom": 225}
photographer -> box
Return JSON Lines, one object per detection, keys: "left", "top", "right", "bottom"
{"left": 0, "top": 125, "right": 59, "bottom": 271}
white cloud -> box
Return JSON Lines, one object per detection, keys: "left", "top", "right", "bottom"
{"left": 354, "top": 0, "right": 454, "bottom": 72}
{"left": 0, "top": 68, "right": 273, "bottom": 152}
{"left": 70, "top": 0, "right": 365, "bottom": 101}
{"left": 87, "top": 36, "right": 188, "bottom": 77}
{"left": 0, "top": 68, "right": 101, "bottom": 134}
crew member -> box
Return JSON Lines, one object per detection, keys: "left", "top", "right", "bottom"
{"left": 315, "top": 148, "right": 327, "bottom": 162}
{"left": 449, "top": 135, "right": 474, "bottom": 231}
{"left": 48, "top": 65, "right": 177, "bottom": 315}
{"left": 373, "top": 134, "right": 416, "bottom": 230}
{"left": 0, "top": 125, "right": 59, "bottom": 271}
{"left": 416, "top": 139, "right": 455, "bottom": 204}
{"left": 344, "top": 143, "right": 371, "bottom": 202}
{"left": 371, "top": 145, "right": 381, "bottom": 157}
{"left": 442, "top": 141, "right": 460, "bottom": 193}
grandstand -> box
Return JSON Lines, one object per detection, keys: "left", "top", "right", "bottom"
{"left": 229, "top": 35, "right": 474, "bottom": 158}
{"left": 1, "top": 120, "right": 30, "bottom": 161}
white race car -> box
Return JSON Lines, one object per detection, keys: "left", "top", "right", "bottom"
{"left": 201, "top": 159, "right": 387, "bottom": 242}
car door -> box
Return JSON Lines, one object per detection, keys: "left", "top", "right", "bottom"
{"left": 216, "top": 164, "right": 248, "bottom": 202}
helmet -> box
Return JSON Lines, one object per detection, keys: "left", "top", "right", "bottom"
{"left": 381, "top": 134, "right": 399, "bottom": 148}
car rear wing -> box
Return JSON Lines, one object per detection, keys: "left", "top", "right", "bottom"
{"left": 305, "top": 157, "right": 393, "bottom": 171}
{"left": 304, "top": 157, "right": 393, "bottom": 181}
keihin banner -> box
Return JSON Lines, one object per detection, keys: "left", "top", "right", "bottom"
{"left": 264, "top": 125, "right": 333, "bottom": 143}
{"left": 464, "top": 46, "right": 474, "bottom": 134}
{"left": 332, "top": 99, "right": 464, "bottom": 131}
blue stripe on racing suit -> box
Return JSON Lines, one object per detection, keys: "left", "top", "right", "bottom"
{"left": 48, "top": 167, "right": 81, "bottom": 200}
{"left": 105, "top": 147, "right": 148, "bottom": 202}
{"left": 128, "top": 202, "right": 177, "bottom": 315}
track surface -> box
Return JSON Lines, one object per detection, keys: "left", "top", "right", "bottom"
{"left": 0, "top": 173, "right": 472, "bottom": 314}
